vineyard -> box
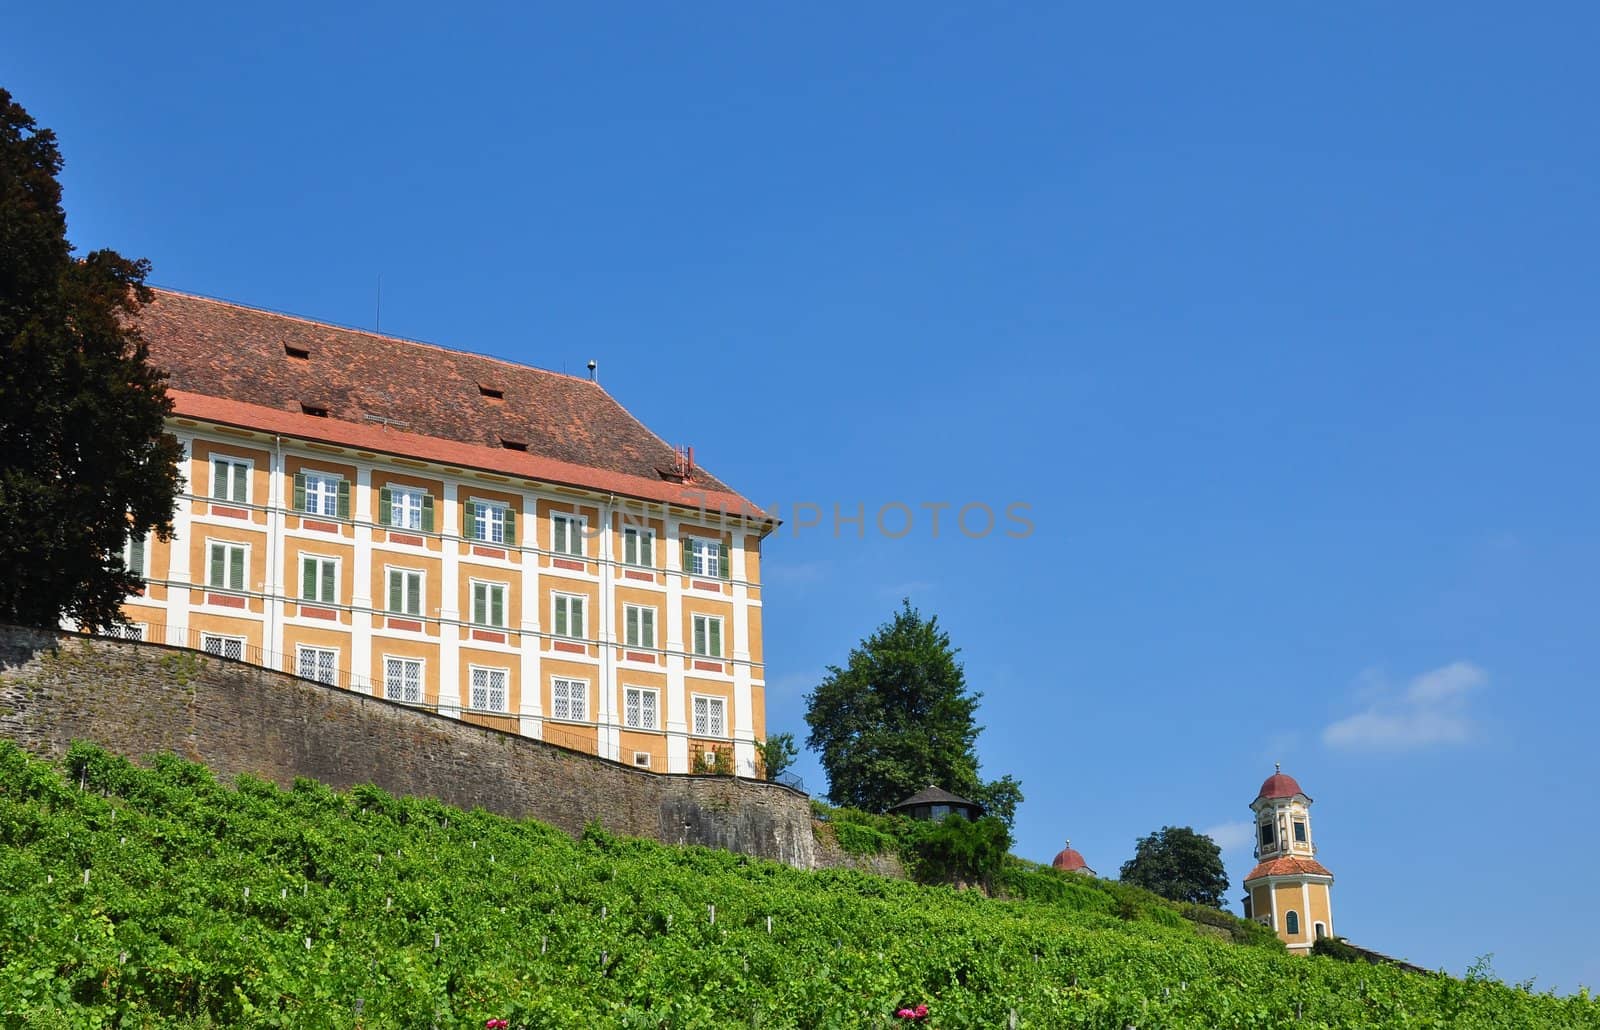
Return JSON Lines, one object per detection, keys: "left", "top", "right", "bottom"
{"left": 0, "top": 742, "right": 1593, "bottom": 1028}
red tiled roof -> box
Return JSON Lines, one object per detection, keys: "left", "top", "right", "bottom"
{"left": 138, "top": 290, "right": 766, "bottom": 519}
{"left": 1242, "top": 856, "right": 1333, "bottom": 882}
{"left": 1051, "top": 845, "right": 1088, "bottom": 872}
{"left": 1257, "top": 770, "right": 1306, "bottom": 801}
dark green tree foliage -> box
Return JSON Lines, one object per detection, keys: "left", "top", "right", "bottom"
{"left": 804, "top": 600, "right": 1023, "bottom": 826}
{"left": 0, "top": 89, "right": 180, "bottom": 630}
{"left": 1118, "top": 825, "right": 1230, "bottom": 908}
{"left": 757, "top": 732, "right": 798, "bottom": 781}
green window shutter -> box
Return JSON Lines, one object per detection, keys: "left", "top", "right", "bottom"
{"left": 642, "top": 608, "right": 654, "bottom": 647}
{"left": 625, "top": 606, "right": 638, "bottom": 645}
{"left": 322, "top": 561, "right": 336, "bottom": 603}
{"left": 302, "top": 556, "right": 314, "bottom": 598}
{"left": 682, "top": 538, "right": 695, "bottom": 573}
{"left": 209, "top": 545, "right": 224, "bottom": 587}
{"left": 211, "top": 460, "right": 225, "bottom": 499}
{"left": 572, "top": 598, "right": 584, "bottom": 638}
{"left": 232, "top": 462, "right": 247, "bottom": 502}
{"left": 693, "top": 617, "right": 705, "bottom": 656}
{"left": 378, "top": 487, "right": 392, "bottom": 526}
{"left": 718, "top": 540, "right": 730, "bottom": 579}
{"left": 422, "top": 494, "right": 435, "bottom": 532}
{"left": 336, "top": 480, "right": 351, "bottom": 519}
{"left": 504, "top": 507, "right": 516, "bottom": 545}
{"left": 642, "top": 532, "right": 653, "bottom": 566}
{"left": 464, "top": 501, "right": 478, "bottom": 540}
{"left": 709, "top": 619, "right": 721, "bottom": 658}
{"left": 554, "top": 597, "right": 567, "bottom": 637}
{"left": 388, "top": 571, "right": 402, "bottom": 613}
{"left": 128, "top": 535, "right": 146, "bottom": 578}
{"left": 553, "top": 517, "right": 565, "bottom": 555}
{"left": 229, "top": 546, "right": 245, "bottom": 590}
{"left": 491, "top": 587, "right": 504, "bottom": 627}
{"left": 293, "top": 472, "right": 306, "bottom": 512}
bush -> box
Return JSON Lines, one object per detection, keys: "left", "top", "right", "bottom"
{"left": 1313, "top": 935, "right": 1369, "bottom": 963}
{"left": 904, "top": 814, "right": 1010, "bottom": 887}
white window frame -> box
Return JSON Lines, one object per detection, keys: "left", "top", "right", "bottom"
{"left": 622, "top": 525, "right": 654, "bottom": 567}
{"left": 389, "top": 485, "right": 426, "bottom": 531}
{"left": 206, "top": 540, "right": 248, "bottom": 592}
{"left": 468, "top": 664, "right": 510, "bottom": 713}
{"left": 296, "top": 644, "right": 339, "bottom": 686}
{"left": 632, "top": 752, "right": 652, "bottom": 768}
{"left": 200, "top": 633, "right": 246, "bottom": 661}
{"left": 104, "top": 622, "right": 146, "bottom": 641}
{"left": 552, "top": 592, "right": 586, "bottom": 639}
{"left": 210, "top": 455, "right": 251, "bottom": 504}
{"left": 300, "top": 553, "right": 339, "bottom": 605}
{"left": 692, "top": 694, "right": 727, "bottom": 737}
{"left": 623, "top": 603, "right": 656, "bottom": 648}
{"left": 385, "top": 566, "right": 424, "bottom": 617}
{"left": 471, "top": 499, "right": 509, "bottom": 544}
{"left": 688, "top": 538, "right": 723, "bottom": 577}
{"left": 302, "top": 470, "right": 342, "bottom": 518}
{"left": 691, "top": 614, "right": 723, "bottom": 658}
{"left": 470, "top": 579, "right": 508, "bottom": 628}
{"left": 623, "top": 685, "right": 660, "bottom": 730}
{"left": 123, "top": 533, "right": 149, "bottom": 579}
{"left": 551, "top": 513, "right": 586, "bottom": 557}
{"left": 551, "top": 676, "right": 588, "bottom": 722}
{"left": 383, "top": 655, "right": 425, "bottom": 704}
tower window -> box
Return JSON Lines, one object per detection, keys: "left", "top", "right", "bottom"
{"left": 1259, "top": 822, "right": 1275, "bottom": 847}
{"left": 1293, "top": 820, "right": 1307, "bottom": 843}
{"left": 1314, "top": 922, "right": 1327, "bottom": 940}
{"left": 1285, "top": 911, "right": 1300, "bottom": 935}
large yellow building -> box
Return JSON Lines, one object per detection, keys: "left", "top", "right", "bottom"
{"left": 113, "top": 289, "right": 774, "bottom": 776}
{"left": 1241, "top": 765, "right": 1334, "bottom": 954}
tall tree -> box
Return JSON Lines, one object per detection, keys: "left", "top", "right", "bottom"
{"left": 804, "top": 600, "right": 1023, "bottom": 826}
{"left": 1119, "top": 826, "right": 1230, "bottom": 908}
{"left": 0, "top": 88, "right": 180, "bottom": 630}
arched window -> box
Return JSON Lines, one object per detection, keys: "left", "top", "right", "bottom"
{"left": 1314, "top": 922, "right": 1327, "bottom": 939}
{"left": 1285, "top": 911, "right": 1300, "bottom": 935}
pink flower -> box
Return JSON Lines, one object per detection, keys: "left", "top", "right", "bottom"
{"left": 895, "top": 1004, "right": 929, "bottom": 1021}
{"left": 485, "top": 1020, "right": 509, "bottom": 1029}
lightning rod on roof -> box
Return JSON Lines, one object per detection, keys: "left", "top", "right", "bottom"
{"left": 587, "top": 359, "right": 597, "bottom": 382}
{"left": 375, "top": 273, "right": 382, "bottom": 331}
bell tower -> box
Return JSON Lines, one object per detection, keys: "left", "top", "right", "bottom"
{"left": 1240, "top": 764, "right": 1334, "bottom": 954}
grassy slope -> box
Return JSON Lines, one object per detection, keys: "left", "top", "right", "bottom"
{"left": 0, "top": 742, "right": 1592, "bottom": 1028}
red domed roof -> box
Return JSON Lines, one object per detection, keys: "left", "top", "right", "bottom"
{"left": 1051, "top": 842, "right": 1087, "bottom": 872}
{"left": 1257, "top": 766, "right": 1306, "bottom": 801}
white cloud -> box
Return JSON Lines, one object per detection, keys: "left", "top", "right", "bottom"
{"left": 1203, "top": 820, "right": 1256, "bottom": 852}
{"left": 1322, "top": 661, "right": 1488, "bottom": 751}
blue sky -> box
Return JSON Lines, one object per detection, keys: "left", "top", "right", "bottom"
{"left": 9, "top": 2, "right": 1598, "bottom": 991}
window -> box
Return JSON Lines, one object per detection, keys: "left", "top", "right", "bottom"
{"left": 200, "top": 634, "right": 245, "bottom": 661}
{"left": 294, "top": 470, "right": 348, "bottom": 518}
{"left": 300, "top": 555, "right": 338, "bottom": 604}
{"left": 1314, "top": 922, "right": 1327, "bottom": 940}
{"left": 624, "top": 686, "right": 659, "bottom": 730}
{"left": 465, "top": 500, "right": 513, "bottom": 544}
{"left": 632, "top": 752, "right": 652, "bottom": 768}
{"left": 1293, "top": 820, "right": 1307, "bottom": 843}
{"left": 104, "top": 623, "right": 145, "bottom": 641}
{"left": 123, "top": 533, "right": 148, "bottom": 580}
{"left": 553, "top": 593, "right": 585, "bottom": 638}
{"left": 1285, "top": 911, "right": 1300, "bottom": 935}
{"left": 211, "top": 456, "right": 250, "bottom": 503}
{"left": 207, "top": 541, "right": 247, "bottom": 591}
{"left": 624, "top": 604, "right": 656, "bottom": 648}
{"left": 296, "top": 645, "right": 338, "bottom": 686}
{"left": 551, "top": 677, "right": 587, "bottom": 721}
{"left": 470, "top": 666, "right": 509, "bottom": 713}
{"left": 622, "top": 526, "right": 654, "bottom": 566}
{"left": 1258, "top": 821, "right": 1276, "bottom": 847}
{"left": 692, "top": 614, "right": 723, "bottom": 658}
{"left": 551, "top": 513, "right": 584, "bottom": 557}
{"left": 387, "top": 568, "right": 423, "bottom": 616}
{"left": 379, "top": 485, "right": 433, "bottom": 531}
{"left": 384, "top": 656, "right": 424, "bottom": 703}
{"left": 692, "top": 695, "right": 727, "bottom": 737}
{"left": 682, "top": 537, "right": 728, "bottom": 579}
{"left": 471, "top": 581, "right": 507, "bottom": 628}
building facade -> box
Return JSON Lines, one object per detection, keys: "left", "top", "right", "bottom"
{"left": 1240, "top": 765, "right": 1334, "bottom": 954}
{"left": 114, "top": 290, "right": 773, "bottom": 776}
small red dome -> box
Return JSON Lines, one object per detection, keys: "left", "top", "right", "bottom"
{"left": 1051, "top": 843, "right": 1087, "bottom": 872}
{"left": 1257, "top": 767, "right": 1305, "bottom": 800}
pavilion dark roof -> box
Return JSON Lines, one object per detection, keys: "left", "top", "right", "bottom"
{"left": 888, "top": 786, "right": 982, "bottom": 812}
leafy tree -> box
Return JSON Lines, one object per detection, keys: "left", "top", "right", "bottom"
{"left": 0, "top": 88, "right": 180, "bottom": 630}
{"left": 1118, "top": 825, "right": 1229, "bottom": 908}
{"left": 804, "top": 600, "right": 1023, "bottom": 826}
{"left": 757, "top": 733, "right": 798, "bottom": 782}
